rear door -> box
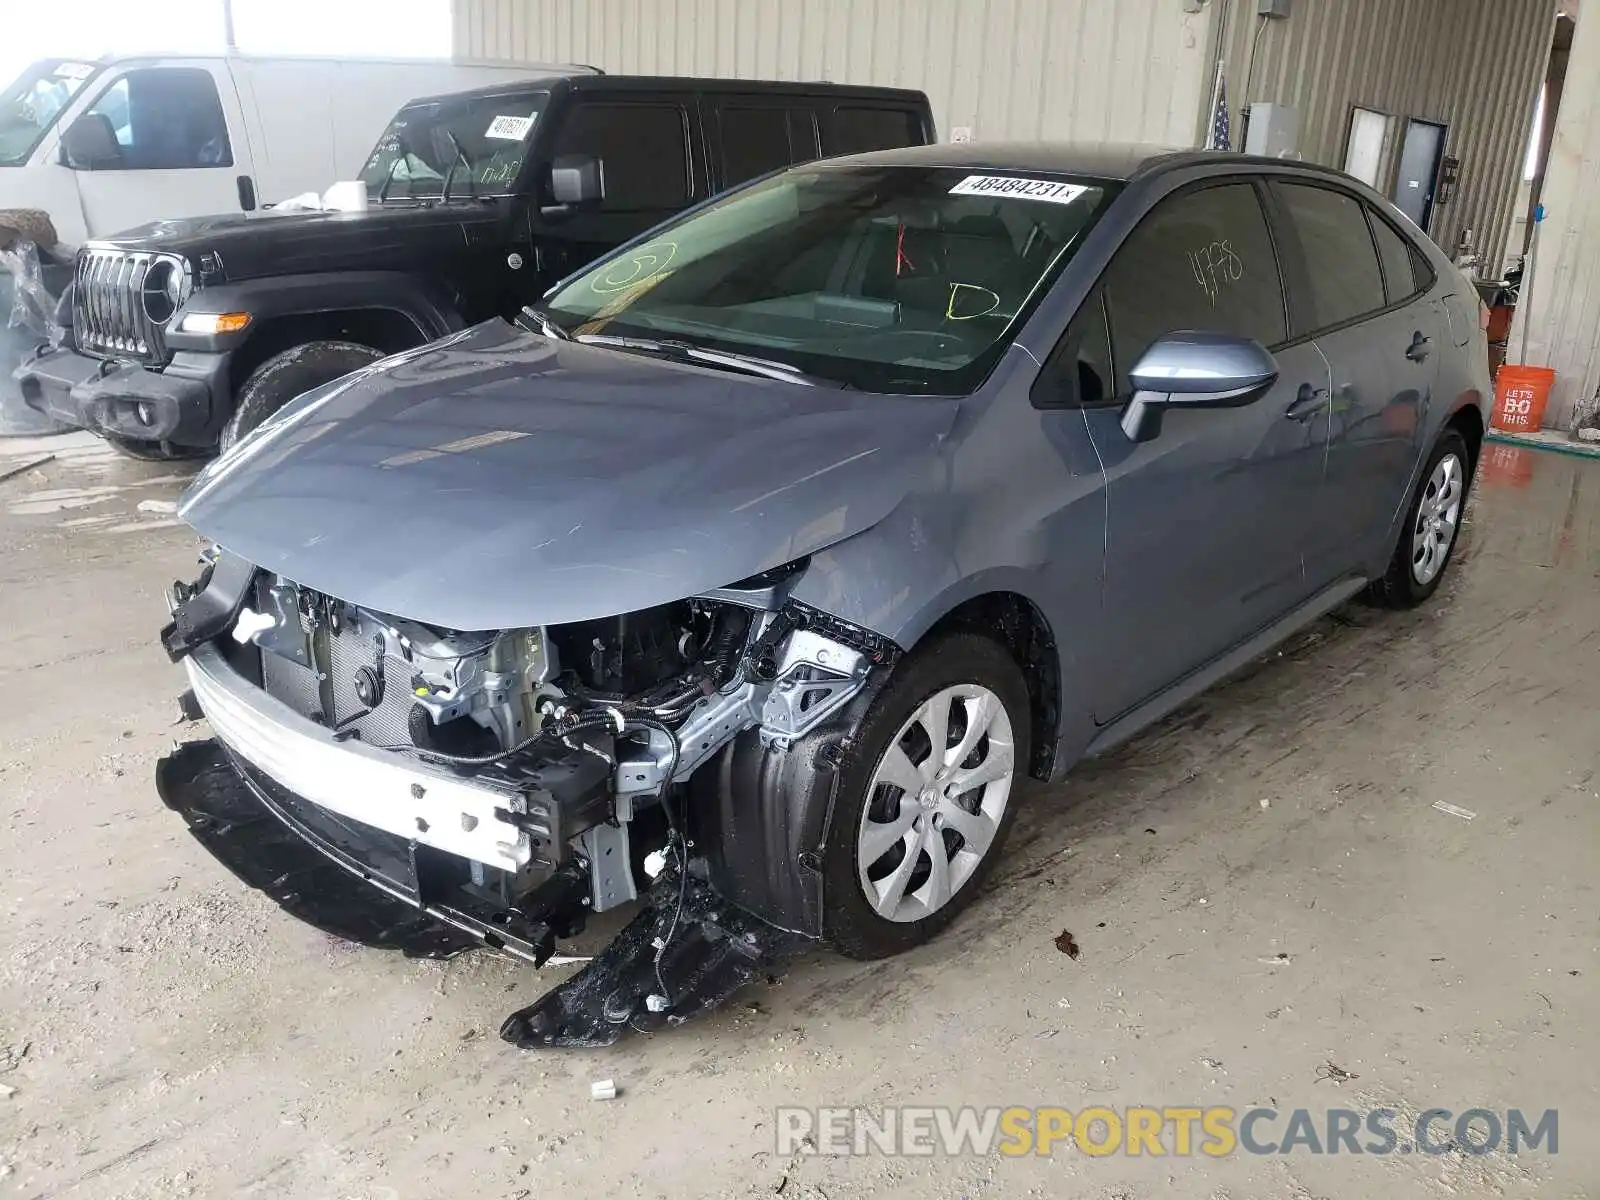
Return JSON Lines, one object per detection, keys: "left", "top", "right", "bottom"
{"left": 533, "top": 90, "right": 705, "bottom": 285}
{"left": 1078, "top": 178, "right": 1333, "bottom": 722}
{"left": 704, "top": 95, "right": 821, "bottom": 192}
{"left": 1268, "top": 180, "right": 1442, "bottom": 580}
{"left": 69, "top": 63, "right": 252, "bottom": 236}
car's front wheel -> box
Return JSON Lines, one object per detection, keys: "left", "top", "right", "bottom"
{"left": 822, "top": 633, "right": 1030, "bottom": 960}
{"left": 1366, "top": 427, "right": 1471, "bottom": 608}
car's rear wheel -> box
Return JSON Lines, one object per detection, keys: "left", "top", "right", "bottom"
{"left": 821, "top": 633, "right": 1030, "bottom": 960}
{"left": 219, "top": 340, "right": 384, "bottom": 454}
{"left": 1366, "top": 427, "right": 1470, "bottom": 608}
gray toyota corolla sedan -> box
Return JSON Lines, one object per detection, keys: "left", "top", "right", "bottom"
{"left": 157, "top": 143, "right": 1489, "bottom": 1046}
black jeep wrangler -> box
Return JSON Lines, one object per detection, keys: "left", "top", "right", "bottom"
{"left": 15, "top": 71, "right": 933, "bottom": 457}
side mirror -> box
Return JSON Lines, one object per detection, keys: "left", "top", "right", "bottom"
{"left": 548, "top": 154, "right": 605, "bottom": 206}
{"left": 61, "top": 114, "right": 122, "bottom": 171}
{"left": 1121, "top": 331, "right": 1279, "bottom": 443}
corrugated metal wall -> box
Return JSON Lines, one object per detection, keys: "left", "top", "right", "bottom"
{"left": 452, "top": 0, "right": 1215, "bottom": 147}
{"left": 1511, "top": 4, "right": 1600, "bottom": 430}
{"left": 1216, "top": 0, "right": 1556, "bottom": 274}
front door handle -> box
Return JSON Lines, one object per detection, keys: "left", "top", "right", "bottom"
{"left": 1284, "top": 383, "right": 1330, "bottom": 422}
{"left": 1406, "top": 331, "right": 1431, "bottom": 362}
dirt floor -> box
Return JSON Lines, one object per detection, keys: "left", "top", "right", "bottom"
{"left": 0, "top": 431, "right": 1596, "bottom": 1200}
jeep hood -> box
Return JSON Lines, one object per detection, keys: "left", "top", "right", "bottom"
{"left": 88, "top": 204, "right": 501, "bottom": 280}
{"left": 179, "top": 320, "right": 958, "bottom": 631}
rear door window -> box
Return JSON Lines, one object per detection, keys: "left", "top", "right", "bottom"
{"left": 1102, "top": 181, "right": 1287, "bottom": 391}
{"left": 81, "top": 68, "right": 232, "bottom": 169}
{"left": 552, "top": 100, "right": 690, "bottom": 210}
{"left": 712, "top": 103, "right": 827, "bottom": 188}
{"left": 717, "top": 106, "right": 789, "bottom": 185}
{"left": 1271, "top": 182, "right": 1388, "bottom": 332}
{"left": 823, "top": 107, "right": 922, "bottom": 156}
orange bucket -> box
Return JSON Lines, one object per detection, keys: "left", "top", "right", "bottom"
{"left": 1492, "top": 365, "right": 1555, "bottom": 432}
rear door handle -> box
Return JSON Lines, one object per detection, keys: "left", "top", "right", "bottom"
{"left": 237, "top": 174, "right": 257, "bottom": 212}
{"left": 1284, "top": 384, "right": 1330, "bottom": 422}
{"left": 1406, "top": 331, "right": 1431, "bottom": 362}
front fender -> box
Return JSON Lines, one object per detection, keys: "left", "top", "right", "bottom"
{"left": 165, "top": 271, "right": 463, "bottom": 355}
{"left": 792, "top": 523, "right": 1100, "bottom": 777}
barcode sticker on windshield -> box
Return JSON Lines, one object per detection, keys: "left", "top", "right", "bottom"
{"left": 948, "top": 175, "right": 1089, "bottom": 205}
{"left": 485, "top": 114, "right": 535, "bottom": 140}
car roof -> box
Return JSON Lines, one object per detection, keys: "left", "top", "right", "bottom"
{"left": 398, "top": 72, "right": 591, "bottom": 106}
{"left": 829, "top": 141, "right": 1363, "bottom": 185}
{"left": 403, "top": 72, "right": 929, "bottom": 107}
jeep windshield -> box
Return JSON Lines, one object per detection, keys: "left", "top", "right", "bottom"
{"left": 0, "top": 59, "right": 101, "bottom": 166}
{"left": 359, "top": 89, "right": 548, "bottom": 201}
{"left": 542, "top": 164, "right": 1113, "bottom": 395}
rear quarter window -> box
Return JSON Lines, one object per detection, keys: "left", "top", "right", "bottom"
{"left": 1367, "top": 206, "right": 1425, "bottom": 303}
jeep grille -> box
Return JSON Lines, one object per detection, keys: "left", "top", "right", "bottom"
{"left": 73, "top": 249, "right": 170, "bottom": 364}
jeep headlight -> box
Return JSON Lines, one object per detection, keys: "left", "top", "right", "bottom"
{"left": 142, "top": 257, "right": 189, "bottom": 324}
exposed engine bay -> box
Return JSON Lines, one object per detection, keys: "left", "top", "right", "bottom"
{"left": 157, "top": 548, "right": 898, "bottom": 1046}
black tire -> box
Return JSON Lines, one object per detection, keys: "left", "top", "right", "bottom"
{"left": 219, "top": 341, "right": 385, "bottom": 453}
{"left": 103, "top": 436, "right": 208, "bottom": 462}
{"left": 821, "top": 633, "right": 1031, "bottom": 960}
{"left": 1364, "top": 427, "right": 1471, "bottom": 609}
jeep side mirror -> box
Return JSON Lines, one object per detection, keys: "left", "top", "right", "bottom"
{"left": 1121, "top": 331, "right": 1279, "bottom": 443}
{"left": 549, "top": 155, "right": 605, "bottom": 205}
{"left": 61, "top": 114, "right": 122, "bottom": 171}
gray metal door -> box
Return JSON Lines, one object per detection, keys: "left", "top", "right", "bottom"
{"left": 1393, "top": 119, "right": 1447, "bottom": 230}
{"left": 1268, "top": 181, "right": 1444, "bottom": 582}
{"left": 1082, "top": 340, "right": 1332, "bottom": 722}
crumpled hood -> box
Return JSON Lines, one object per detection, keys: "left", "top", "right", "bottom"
{"left": 180, "top": 320, "right": 959, "bottom": 630}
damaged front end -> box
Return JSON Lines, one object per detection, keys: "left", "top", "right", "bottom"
{"left": 158, "top": 548, "right": 896, "bottom": 1047}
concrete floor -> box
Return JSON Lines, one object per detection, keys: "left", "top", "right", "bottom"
{"left": 0, "top": 432, "right": 1595, "bottom": 1200}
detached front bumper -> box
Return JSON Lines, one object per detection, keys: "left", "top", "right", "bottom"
{"left": 157, "top": 739, "right": 477, "bottom": 958}
{"left": 158, "top": 732, "right": 804, "bottom": 1050}
{"left": 168, "top": 640, "right": 603, "bottom": 965}
{"left": 14, "top": 343, "right": 226, "bottom": 445}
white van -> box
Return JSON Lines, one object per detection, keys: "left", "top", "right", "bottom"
{"left": 0, "top": 54, "right": 583, "bottom": 247}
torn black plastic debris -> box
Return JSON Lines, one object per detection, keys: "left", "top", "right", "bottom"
{"left": 499, "top": 871, "right": 807, "bottom": 1049}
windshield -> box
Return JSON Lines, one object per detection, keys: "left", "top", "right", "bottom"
{"left": 360, "top": 89, "right": 548, "bottom": 200}
{"left": 0, "top": 59, "right": 100, "bottom": 166}
{"left": 544, "top": 165, "right": 1114, "bottom": 394}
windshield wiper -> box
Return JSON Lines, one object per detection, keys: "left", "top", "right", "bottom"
{"left": 377, "top": 131, "right": 419, "bottom": 205}
{"left": 516, "top": 305, "right": 572, "bottom": 341}
{"left": 377, "top": 155, "right": 403, "bottom": 204}
{"left": 573, "top": 333, "right": 819, "bottom": 386}
{"left": 440, "top": 130, "right": 477, "bottom": 205}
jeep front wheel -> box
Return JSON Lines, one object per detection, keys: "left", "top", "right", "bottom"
{"left": 219, "top": 341, "right": 385, "bottom": 453}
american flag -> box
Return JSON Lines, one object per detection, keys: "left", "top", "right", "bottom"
{"left": 1209, "top": 66, "right": 1232, "bottom": 151}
